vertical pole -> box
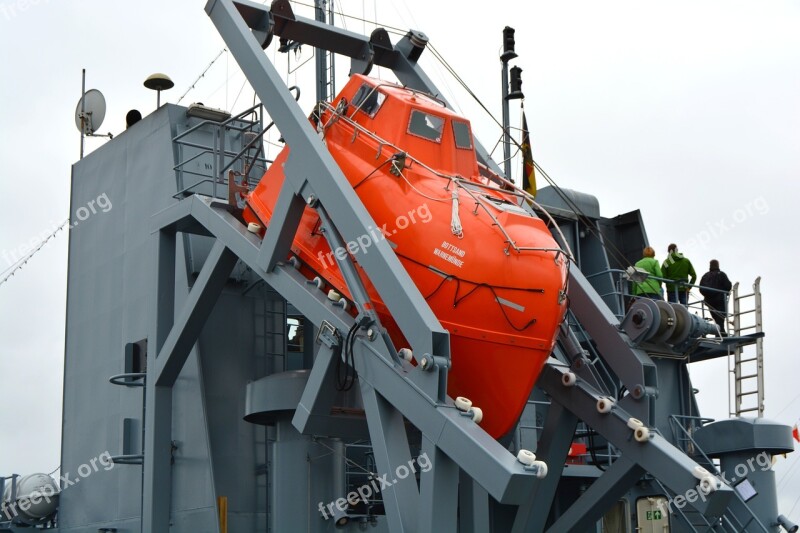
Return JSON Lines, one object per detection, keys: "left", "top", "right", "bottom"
{"left": 732, "top": 281, "right": 741, "bottom": 416}
{"left": 500, "top": 27, "right": 517, "bottom": 181}
{"left": 501, "top": 59, "right": 511, "bottom": 180}
{"left": 80, "top": 69, "right": 86, "bottom": 160}
{"left": 314, "top": 0, "right": 329, "bottom": 103}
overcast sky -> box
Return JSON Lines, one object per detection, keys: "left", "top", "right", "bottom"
{"left": 1, "top": 0, "right": 798, "bottom": 520}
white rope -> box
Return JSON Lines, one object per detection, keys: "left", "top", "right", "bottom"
{"left": 450, "top": 187, "right": 463, "bottom": 238}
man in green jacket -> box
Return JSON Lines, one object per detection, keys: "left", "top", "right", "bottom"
{"left": 661, "top": 243, "right": 696, "bottom": 305}
{"left": 632, "top": 246, "right": 663, "bottom": 300}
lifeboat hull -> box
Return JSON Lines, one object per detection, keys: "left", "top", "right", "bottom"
{"left": 244, "top": 76, "right": 568, "bottom": 438}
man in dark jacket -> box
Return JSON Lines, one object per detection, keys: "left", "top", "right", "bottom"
{"left": 662, "top": 243, "right": 696, "bottom": 305}
{"left": 699, "top": 259, "right": 733, "bottom": 334}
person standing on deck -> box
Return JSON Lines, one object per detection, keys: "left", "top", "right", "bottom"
{"left": 699, "top": 259, "right": 733, "bottom": 335}
{"left": 632, "top": 246, "right": 663, "bottom": 300}
{"left": 662, "top": 243, "right": 697, "bottom": 305}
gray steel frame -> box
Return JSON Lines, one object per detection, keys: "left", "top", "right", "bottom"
{"left": 138, "top": 2, "right": 748, "bottom": 531}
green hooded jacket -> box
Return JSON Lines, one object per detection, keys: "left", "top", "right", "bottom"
{"left": 633, "top": 256, "right": 663, "bottom": 295}
{"left": 661, "top": 252, "right": 697, "bottom": 292}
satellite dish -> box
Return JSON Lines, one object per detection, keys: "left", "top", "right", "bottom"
{"left": 74, "top": 89, "right": 107, "bottom": 135}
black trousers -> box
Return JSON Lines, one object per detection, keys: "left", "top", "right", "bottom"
{"left": 706, "top": 301, "right": 727, "bottom": 332}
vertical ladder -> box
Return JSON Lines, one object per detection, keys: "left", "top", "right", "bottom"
{"left": 314, "top": 0, "right": 337, "bottom": 104}
{"left": 729, "top": 277, "right": 764, "bottom": 418}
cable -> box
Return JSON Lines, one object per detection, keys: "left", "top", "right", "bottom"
{"left": 0, "top": 220, "right": 69, "bottom": 287}
{"left": 424, "top": 43, "right": 636, "bottom": 270}
{"left": 177, "top": 48, "right": 228, "bottom": 104}
{"left": 336, "top": 322, "right": 359, "bottom": 391}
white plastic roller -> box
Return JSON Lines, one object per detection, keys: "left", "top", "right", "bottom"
{"left": 627, "top": 417, "right": 644, "bottom": 430}
{"left": 246, "top": 222, "right": 262, "bottom": 234}
{"left": 470, "top": 407, "right": 483, "bottom": 424}
{"left": 398, "top": 348, "right": 413, "bottom": 362}
{"left": 517, "top": 449, "right": 537, "bottom": 466}
{"left": 531, "top": 460, "right": 548, "bottom": 479}
{"left": 634, "top": 427, "right": 650, "bottom": 442}
{"left": 327, "top": 289, "right": 342, "bottom": 302}
{"left": 699, "top": 475, "right": 718, "bottom": 494}
{"left": 596, "top": 397, "right": 615, "bottom": 414}
{"left": 454, "top": 396, "right": 472, "bottom": 412}
{"left": 562, "top": 372, "right": 577, "bottom": 387}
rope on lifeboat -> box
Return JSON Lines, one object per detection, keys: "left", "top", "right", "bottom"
{"left": 450, "top": 183, "right": 463, "bottom": 238}
{"left": 396, "top": 252, "right": 544, "bottom": 332}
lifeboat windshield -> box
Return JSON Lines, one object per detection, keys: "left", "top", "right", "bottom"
{"left": 452, "top": 120, "right": 473, "bottom": 150}
{"left": 351, "top": 83, "right": 386, "bottom": 118}
{"left": 408, "top": 109, "right": 445, "bottom": 142}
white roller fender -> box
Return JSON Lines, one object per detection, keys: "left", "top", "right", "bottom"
{"left": 531, "top": 460, "right": 548, "bottom": 479}
{"left": 517, "top": 449, "right": 536, "bottom": 466}
{"left": 627, "top": 417, "right": 644, "bottom": 430}
{"left": 597, "top": 397, "right": 615, "bottom": 414}
{"left": 699, "top": 475, "right": 718, "bottom": 494}
{"left": 454, "top": 396, "right": 472, "bottom": 412}
{"left": 470, "top": 407, "right": 483, "bottom": 424}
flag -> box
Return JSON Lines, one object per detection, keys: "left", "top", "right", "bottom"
{"left": 520, "top": 110, "right": 536, "bottom": 197}
{"left": 793, "top": 423, "right": 799, "bottom": 443}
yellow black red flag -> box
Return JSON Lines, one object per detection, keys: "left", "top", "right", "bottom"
{"left": 520, "top": 111, "right": 536, "bottom": 197}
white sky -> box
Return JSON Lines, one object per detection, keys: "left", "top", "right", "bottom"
{"left": 1, "top": 0, "right": 798, "bottom": 521}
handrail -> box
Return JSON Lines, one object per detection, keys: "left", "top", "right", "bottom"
{"left": 172, "top": 102, "right": 263, "bottom": 143}
{"left": 668, "top": 415, "right": 771, "bottom": 532}
{"left": 317, "top": 100, "right": 574, "bottom": 260}
{"left": 109, "top": 373, "right": 146, "bottom": 387}
{"left": 110, "top": 454, "right": 144, "bottom": 465}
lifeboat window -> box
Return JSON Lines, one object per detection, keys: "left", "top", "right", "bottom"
{"left": 351, "top": 83, "right": 386, "bottom": 118}
{"left": 408, "top": 110, "right": 444, "bottom": 142}
{"left": 452, "top": 121, "right": 473, "bottom": 149}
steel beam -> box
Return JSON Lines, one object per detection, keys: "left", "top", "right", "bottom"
{"left": 538, "top": 359, "right": 735, "bottom": 518}
{"left": 459, "top": 470, "right": 491, "bottom": 533}
{"left": 142, "top": 236, "right": 237, "bottom": 533}
{"left": 546, "top": 457, "right": 644, "bottom": 533}
{"left": 292, "top": 342, "right": 340, "bottom": 433}
{"left": 567, "top": 267, "right": 657, "bottom": 422}
{"left": 142, "top": 230, "right": 176, "bottom": 533}
{"left": 255, "top": 177, "right": 306, "bottom": 272}
{"left": 418, "top": 439, "right": 459, "bottom": 533}
{"left": 206, "top": 0, "right": 449, "bottom": 363}
{"left": 512, "top": 402, "right": 579, "bottom": 533}
{"left": 158, "top": 195, "right": 541, "bottom": 506}
{"left": 155, "top": 240, "right": 239, "bottom": 386}
{"left": 360, "top": 383, "right": 419, "bottom": 533}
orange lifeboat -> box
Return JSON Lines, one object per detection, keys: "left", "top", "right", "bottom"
{"left": 244, "top": 74, "right": 569, "bottom": 438}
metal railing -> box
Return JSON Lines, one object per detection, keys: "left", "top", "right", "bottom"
{"left": 667, "top": 415, "right": 770, "bottom": 532}
{"left": 172, "top": 102, "right": 273, "bottom": 200}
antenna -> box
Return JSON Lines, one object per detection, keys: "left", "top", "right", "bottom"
{"left": 75, "top": 69, "right": 113, "bottom": 159}
{"left": 144, "top": 73, "right": 174, "bottom": 108}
